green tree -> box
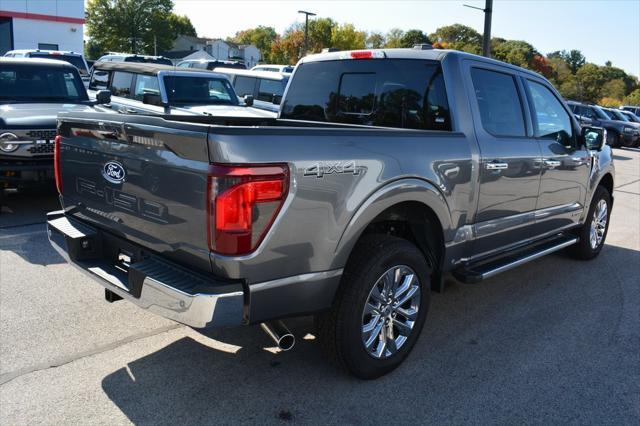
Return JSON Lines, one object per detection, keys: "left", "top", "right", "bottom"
{"left": 270, "top": 28, "right": 304, "bottom": 64}
{"left": 308, "top": 18, "right": 336, "bottom": 52}
{"left": 601, "top": 79, "right": 626, "bottom": 100}
{"left": 400, "top": 29, "right": 430, "bottom": 48}
{"left": 562, "top": 49, "right": 586, "bottom": 74}
{"left": 86, "top": 0, "right": 186, "bottom": 55}
{"left": 384, "top": 28, "right": 405, "bottom": 48}
{"left": 492, "top": 40, "right": 537, "bottom": 68}
{"left": 166, "top": 14, "right": 196, "bottom": 40}
{"left": 429, "top": 24, "right": 481, "bottom": 52}
{"left": 84, "top": 39, "right": 103, "bottom": 60}
{"left": 623, "top": 89, "right": 640, "bottom": 105}
{"left": 331, "top": 24, "right": 366, "bottom": 51}
{"left": 230, "top": 26, "right": 278, "bottom": 62}
{"left": 575, "top": 63, "right": 606, "bottom": 102}
{"left": 366, "top": 32, "right": 385, "bottom": 49}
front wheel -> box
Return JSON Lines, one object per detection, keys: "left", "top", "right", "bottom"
{"left": 571, "top": 185, "right": 612, "bottom": 260}
{"left": 316, "top": 235, "right": 431, "bottom": 379}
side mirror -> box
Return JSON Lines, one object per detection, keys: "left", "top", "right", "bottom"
{"left": 142, "top": 92, "right": 166, "bottom": 107}
{"left": 243, "top": 95, "right": 254, "bottom": 106}
{"left": 582, "top": 126, "right": 606, "bottom": 151}
{"left": 95, "top": 90, "right": 111, "bottom": 105}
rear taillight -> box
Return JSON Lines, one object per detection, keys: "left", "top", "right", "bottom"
{"left": 54, "top": 135, "right": 62, "bottom": 194}
{"left": 208, "top": 164, "right": 289, "bottom": 256}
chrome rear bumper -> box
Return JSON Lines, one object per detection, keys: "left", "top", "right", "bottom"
{"left": 46, "top": 211, "right": 244, "bottom": 328}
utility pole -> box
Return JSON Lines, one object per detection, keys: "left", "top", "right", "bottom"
{"left": 298, "top": 10, "right": 316, "bottom": 56}
{"left": 463, "top": 0, "right": 493, "bottom": 58}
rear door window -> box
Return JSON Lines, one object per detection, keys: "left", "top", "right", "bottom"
{"left": 111, "top": 71, "right": 134, "bottom": 98}
{"left": 470, "top": 68, "right": 526, "bottom": 137}
{"left": 257, "top": 78, "right": 285, "bottom": 103}
{"left": 133, "top": 74, "right": 160, "bottom": 101}
{"left": 233, "top": 76, "right": 256, "bottom": 97}
{"left": 281, "top": 59, "right": 451, "bottom": 131}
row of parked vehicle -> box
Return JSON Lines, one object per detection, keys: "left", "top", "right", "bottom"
{"left": 1, "top": 49, "right": 296, "bottom": 197}
{"left": 568, "top": 101, "right": 640, "bottom": 148}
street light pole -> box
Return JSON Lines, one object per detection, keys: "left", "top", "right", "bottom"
{"left": 463, "top": 0, "right": 493, "bottom": 58}
{"left": 298, "top": 10, "right": 316, "bottom": 56}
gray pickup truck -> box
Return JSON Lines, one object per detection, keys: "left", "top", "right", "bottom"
{"left": 47, "top": 47, "right": 614, "bottom": 379}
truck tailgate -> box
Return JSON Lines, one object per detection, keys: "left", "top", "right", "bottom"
{"left": 56, "top": 113, "right": 212, "bottom": 272}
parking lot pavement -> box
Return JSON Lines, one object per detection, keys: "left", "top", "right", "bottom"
{"left": 1, "top": 148, "right": 639, "bottom": 425}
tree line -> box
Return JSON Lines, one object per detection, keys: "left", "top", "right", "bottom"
{"left": 85, "top": 0, "right": 640, "bottom": 106}
{"left": 231, "top": 21, "right": 639, "bottom": 106}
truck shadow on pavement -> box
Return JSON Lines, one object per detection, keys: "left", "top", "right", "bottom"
{"left": 100, "top": 244, "right": 640, "bottom": 424}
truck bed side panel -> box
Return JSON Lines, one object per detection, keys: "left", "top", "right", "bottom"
{"left": 207, "top": 126, "right": 474, "bottom": 283}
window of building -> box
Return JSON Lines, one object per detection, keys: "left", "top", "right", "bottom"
{"left": 38, "top": 43, "right": 59, "bottom": 50}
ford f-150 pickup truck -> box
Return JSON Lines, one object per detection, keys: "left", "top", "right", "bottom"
{"left": 47, "top": 47, "right": 614, "bottom": 379}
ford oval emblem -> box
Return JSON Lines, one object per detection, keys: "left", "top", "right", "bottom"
{"left": 102, "top": 161, "right": 126, "bottom": 184}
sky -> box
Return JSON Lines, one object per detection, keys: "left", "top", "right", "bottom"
{"left": 172, "top": 0, "right": 640, "bottom": 77}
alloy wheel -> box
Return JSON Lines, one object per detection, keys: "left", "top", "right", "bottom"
{"left": 589, "top": 199, "right": 608, "bottom": 249}
{"left": 361, "top": 265, "right": 421, "bottom": 359}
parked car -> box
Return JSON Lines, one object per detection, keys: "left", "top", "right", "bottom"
{"left": 567, "top": 101, "right": 639, "bottom": 147}
{"left": 618, "top": 109, "right": 640, "bottom": 124}
{"left": 177, "top": 59, "right": 246, "bottom": 70}
{"left": 3, "top": 49, "right": 90, "bottom": 85}
{"left": 214, "top": 68, "right": 289, "bottom": 112}
{"left": 49, "top": 48, "right": 614, "bottom": 378}
{"left": 95, "top": 53, "right": 173, "bottom": 66}
{"left": 87, "top": 61, "right": 275, "bottom": 118}
{"left": 251, "top": 64, "right": 295, "bottom": 73}
{"left": 600, "top": 107, "right": 640, "bottom": 147}
{"left": 0, "top": 58, "right": 109, "bottom": 196}
{"left": 620, "top": 105, "right": 640, "bottom": 116}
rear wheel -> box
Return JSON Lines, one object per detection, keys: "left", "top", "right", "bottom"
{"left": 316, "top": 235, "right": 431, "bottom": 379}
{"left": 571, "top": 185, "right": 611, "bottom": 260}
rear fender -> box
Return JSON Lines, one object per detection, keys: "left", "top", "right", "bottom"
{"left": 331, "top": 178, "right": 452, "bottom": 270}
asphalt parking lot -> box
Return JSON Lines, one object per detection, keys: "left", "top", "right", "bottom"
{"left": 1, "top": 148, "right": 638, "bottom": 425}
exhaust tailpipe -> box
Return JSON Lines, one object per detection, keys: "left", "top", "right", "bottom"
{"left": 261, "top": 320, "right": 295, "bottom": 351}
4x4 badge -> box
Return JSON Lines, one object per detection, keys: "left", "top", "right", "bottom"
{"left": 102, "top": 161, "right": 126, "bottom": 184}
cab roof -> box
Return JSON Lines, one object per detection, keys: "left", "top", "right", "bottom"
{"left": 299, "top": 47, "right": 544, "bottom": 79}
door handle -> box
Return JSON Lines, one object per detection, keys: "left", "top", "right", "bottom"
{"left": 543, "top": 160, "right": 561, "bottom": 168}
{"left": 485, "top": 162, "right": 509, "bottom": 170}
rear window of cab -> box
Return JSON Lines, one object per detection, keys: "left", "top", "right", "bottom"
{"left": 280, "top": 59, "right": 451, "bottom": 131}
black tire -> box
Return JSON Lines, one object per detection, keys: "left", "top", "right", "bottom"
{"left": 316, "top": 234, "right": 431, "bottom": 379}
{"left": 571, "top": 186, "right": 612, "bottom": 260}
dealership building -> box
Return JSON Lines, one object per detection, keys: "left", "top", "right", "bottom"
{"left": 0, "top": 0, "right": 84, "bottom": 55}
